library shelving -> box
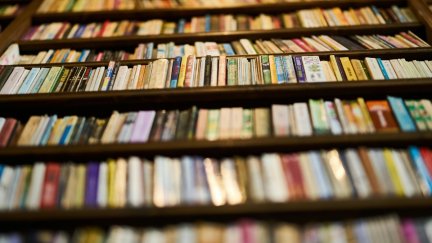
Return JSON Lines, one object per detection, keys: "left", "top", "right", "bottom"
{"left": 0, "top": 0, "right": 432, "bottom": 238}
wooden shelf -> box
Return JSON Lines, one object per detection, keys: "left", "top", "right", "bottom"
{"left": 0, "top": 133, "right": 430, "bottom": 163}
{"left": 0, "top": 0, "right": 29, "bottom": 4}
{"left": 0, "top": 79, "right": 430, "bottom": 118}
{"left": 1, "top": 197, "right": 432, "bottom": 230}
{"left": 32, "top": 0, "right": 405, "bottom": 23}
{"left": 16, "top": 23, "right": 424, "bottom": 51}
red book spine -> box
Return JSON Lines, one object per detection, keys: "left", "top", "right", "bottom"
{"left": 272, "top": 16, "right": 281, "bottom": 29}
{"left": 219, "top": 14, "right": 225, "bottom": 32}
{"left": 0, "top": 118, "right": 17, "bottom": 147}
{"left": 420, "top": 148, "right": 432, "bottom": 176}
{"left": 97, "top": 20, "right": 110, "bottom": 37}
{"left": 41, "top": 163, "right": 61, "bottom": 208}
{"left": 54, "top": 22, "right": 68, "bottom": 39}
{"left": 281, "top": 154, "right": 305, "bottom": 199}
{"left": 292, "top": 38, "right": 315, "bottom": 52}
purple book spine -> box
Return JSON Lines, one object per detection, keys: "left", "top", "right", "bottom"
{"left": 85, "top": 162, "right": 99, "bottom": 207}
{"left": 293, "top": 56, "right": 305, "bottom": 83}
{"left": 130, "top": 111, "right": 156, "bottom": 143}
{"left": 402, "top": 219, "right": 420, "bottom": 243}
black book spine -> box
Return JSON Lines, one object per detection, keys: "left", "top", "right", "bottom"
{"left": 203, "top": 55, "right": 212, "bottom": 86}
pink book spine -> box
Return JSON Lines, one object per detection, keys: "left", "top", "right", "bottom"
{"left": 402, "top": 219, "right": 420, "bottom": 243}
{"left": 292, "top": 38, "right": 313, "bottom": 52}
{"left": 240, "top": 219, "right": 253, "bottom": 243}
{"left": 130, "top": 111, "right": 156, "bottom": 143}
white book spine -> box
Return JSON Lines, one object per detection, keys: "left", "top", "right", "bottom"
{"left": 128, "top": 157, "right": 144, "bottom": 207}
{"left": 261, "top": 153, "right": 289, "bottom": 202}
{"left": 26, "top": 163, "right": 46, "bottom": 210}
{"left": 345, "top": 149, "right": 371, "bottom": 198}
{"left": 293, "top": 102, "right": 312, "bottom": 136}
{"left": 0, "top": 166, "right": 14, "bottom": 210}
{"left": 97, "top": 162, "right": 108, "bottom": 208}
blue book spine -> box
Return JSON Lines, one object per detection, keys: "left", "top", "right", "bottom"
{"left": 60, "top": 50, "right": 70, "bottom": 63}
{"left": 30, "top": 68, "right": 50, "bottom": 93}
{"left": 181, "top": 156, "right": 195, "bottom": 204}
{"left": 59, "top": 124, "right": 72, "bottom": 145}
{"left": 205, "top": 15, "right": 211, "bottom": 32}
{"left": 45, "top": 52, "right": 54, "bottom": 63}
{"left": 167, "top": 42, "right": 174, "bottom": 58}
{"left": 387, "top": 96, "right": 416, "bottom": 132}
{"left": 275, "top": 56, "right": 285, "bottom": 84}
{"left": 392, "top": 6, "right": 407, "bottom": 22}
{"left": 281, "top": 56, "right": 290, "bottom": 83}
{"left": 18, "top": 68, "right": 40, "bottom": 94}
{"left": 156, "top": 43, "right": 165, "bottom": 58}
{"left": 179, "top": 45, "right": 185, "bottom": 56}
{"left": 195, "top": 156, "right": 211, "bottom": 203}
{"left": 223, "top": 43, "right": 235, "bottom": 55}
{"left": 146, "top": 43, "right": 154, "bottom": 59}
{"left": 78, "top": 50, "right": 89, "bottom": 62}
{"left": 0, "top": 165, "right": 4, "bottom": 179}
{"left": 376, "top": 58, "right": 389, "bottom": 79}
{"left": 170, "top": 57, "right": 182, "bottom": 88}
{"left": 340, "top": 150, "right": 358, "bottom": 197}
{"left": 74, "top": 25, "right": 86, "bottom": 38}
{"left": 39, "top": 115, "right": 57, "bottom": 145}
{"left": 354, "top": 221, "right": 369, "bottom": 243}
{"left": 309, "top": 151, "right": 333, "bottom": 198}
{"left": 371, "top": 6, "right": 382, "bottom": 20}
{"left": 293, "top": 56, "right": 306, "bottom": 83}
{"left": 409, "top": 146, "right": 432, "bottom": 194}
{"left": 177, "top": 19, "right": 185, "bottom": 33}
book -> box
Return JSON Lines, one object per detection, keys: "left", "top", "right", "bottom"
{"left": 366, "top": 100, "right": 399, "bottom": 132}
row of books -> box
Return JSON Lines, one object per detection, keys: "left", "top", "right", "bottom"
{"left": 0, "top": 4, "right": 20, "bottom": 16}
{"left": 140, "top": 0, "right": 350, "bottom": 8}
{"left": 1, "top": 97, "right": 431, "bottom": 148}
{"left": 10, "top": 31, "right": 429, "bottom": 65}
{"left": 37, "top": 0, "right": 326, "bottom": 12}
{"left": 1, "top": 55, "right": 431, "bottom": 96}
{"left": 0, "top": 216, "right": 431, "bottom": 243}
{"left": 37, "top": 0, "right": 136, "bottom": 13}
{"left": 1, "top": 146, "right": 432, "bottom": 211}
{"left": 21, "top": 6, "right": 416, "bottom": 41}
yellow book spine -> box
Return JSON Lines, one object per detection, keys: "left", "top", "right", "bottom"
{"left": 340, "top": 57, "right": 358, "bottom": 81}
{"left": 351, "top": 59, "right": 367, "bottom": 80}
{"left": 329, "top": 55, "right": 343, "bottom": 81}
{"left": 269, "top": 55, "right": 278, "bottom": 84}
{"left": 357, "top": 97, "right": 375, "bottom": 133}
{"left": 108, "top": 159, "right": 117, "bottom": 208}
{"left": 383, "top": 149, "right": 405, "bottom": 196}
{"left": 75, "top": 164, "right": 86, "bottom": 208}
{"left": 177, "top": 56, "right": 188, "bottom": 87}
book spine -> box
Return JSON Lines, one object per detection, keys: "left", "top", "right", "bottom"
{"left": 293, "top": 56, "right": 306, "bottom": 83}
{"left": 387, "top": 96, "right": 416, "bottom": 132}
{"left": 170, "top": 57, "right": 181, "bottom": 88}
{"left": 203, "top": 55, "right": 212, "bottom": 86}
{"left": 85, "top": 162, "right": 99, "bottom": 207}
{"left": 376, "top": 58, "right": 390, "bottom": 79}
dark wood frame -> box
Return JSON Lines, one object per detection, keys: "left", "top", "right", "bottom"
{"left": 0, "top": 0, "right": 431, "bottom": 229}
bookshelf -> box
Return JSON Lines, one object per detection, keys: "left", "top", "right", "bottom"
{"left": 2, "top": 198, "right": 432, "bottom": 231}
{"left": 0, "top": 0, "right": 432, "bottom": 239}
